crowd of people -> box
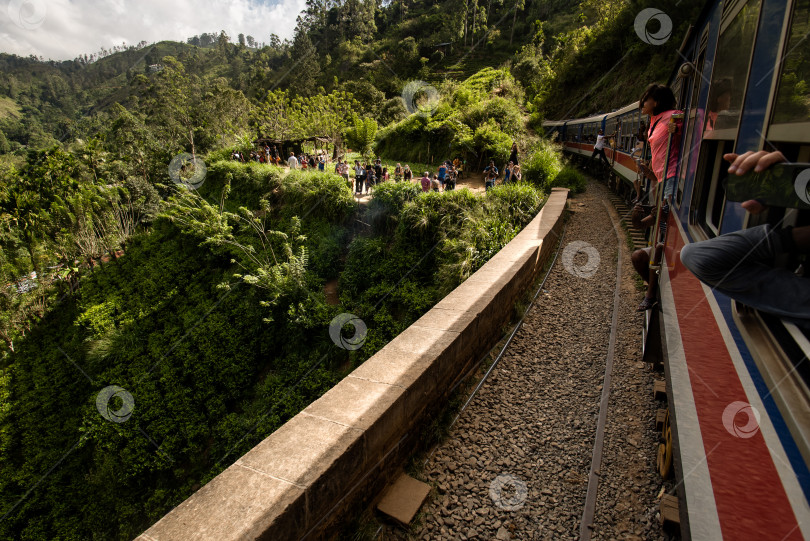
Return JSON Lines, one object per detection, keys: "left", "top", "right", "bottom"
{"left": 286, "top": 151, "right": 329, "bottom": 170}
{"left": 232, "top": 144, "right": 284, "bottom": 165}
{"left": 230, "top": 140, "right": 527, "bottom": 197}
{"left": 231, "top": 144, "right": 333, "bottom": 171}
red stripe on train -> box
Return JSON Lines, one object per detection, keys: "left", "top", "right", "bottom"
{"left": 612, "top": 151, "right": 639, "bottom": 173}
{"left": 666, "top": 217, "right": 801, "bottom": 539}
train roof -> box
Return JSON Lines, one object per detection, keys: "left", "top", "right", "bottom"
{"left": 605, "top": 102, "right": 640, "bottom": 118}
{"left": 565, "top": 112, "right": 609, "bottom": 126}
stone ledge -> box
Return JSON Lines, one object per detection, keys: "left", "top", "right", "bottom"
{"left": 138, "top": 188, "right": 569, "bottom": 540}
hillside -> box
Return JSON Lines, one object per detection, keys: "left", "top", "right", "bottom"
{"left": 0, "top": 0, "right": 708, "bottom": 537}
{"left": 0, "top": 0, "right": 706, "bottom": 154}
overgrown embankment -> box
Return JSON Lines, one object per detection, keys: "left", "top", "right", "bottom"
{"left": 374, "top": 68, "right": 526, "bottom": 167}
{"left": 0, "top": 159, "right": 561, "bottom": 540}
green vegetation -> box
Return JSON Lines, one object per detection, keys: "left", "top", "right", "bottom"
{"left": 522, "top": 139, "right": 586, "bottom": 193}
{"left": 375, "top": 68, "right": 526, "bottom": 166}
{"left": 0, "top": 0, "right": 711, "bottom": 536}
{"left": 0, "top": 147, "right": 547, "bottom": 538}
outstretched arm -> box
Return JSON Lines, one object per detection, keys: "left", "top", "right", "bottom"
{"left": 723, "top": 151, "right": 787, "bottom": 214}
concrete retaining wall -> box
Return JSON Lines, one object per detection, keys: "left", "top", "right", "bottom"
{"left": 137, "top": 188, "right": 569, "bottom": 541}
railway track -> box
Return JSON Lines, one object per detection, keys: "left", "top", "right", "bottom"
{"left": 385, "top": 180, "right": 669, "bottom": 540}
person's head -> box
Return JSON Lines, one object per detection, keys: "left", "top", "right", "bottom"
{"left": 712, "top": 77, "right": 734, "bottom": 111}
{"left": 509, "top": 161, "right": 514, "bottom": 166}
{"left": 639, "top": 83, "right": 676, "bottom": 116}
{"left": 397, "top": 163, "right": 401, "bottom": 167}
{"left": 290, "top": 152, "right": 294, "bottom": 157}
{"left": 489, "top": 159, "right": 495, "bottom": 165}
{"left": 512, "top": 142, "right": 517, "bottom": 149}
{"left": 424, "top": 171, "right": 429, "bottom": 177}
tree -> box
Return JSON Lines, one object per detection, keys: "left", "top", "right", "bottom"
{"left": 253, "top": 89, "right": 304, "bottom": 142}
{"left": 140, "top": 56, "right": 200, "bottom": 157}
{"left": 300, "top": 91, "right": 361, "bottom": 157}
{"left": 340, "top": 0, "right": 377, "bottom": 40}
{"left": 160, "top": 187, "right": 309, "bottom": 320}
{"left": 217, "top": 30, "right": 231, "bottom": 53}
{"left": 238, "top": 33, "right": 246, "bottom": 47}
{"left": 247, "top": 35, "right": 256, "bottom": 48}
{"left": 345, "top": 117, "right": 377, "bottom": 159}
{"left": 0, "top": 148, "right": 83, "bottom": 275}
{"left": 288, "top": 28, "right": 321, "bottom": 96}
{"left": 145, "top": 46, "right": 159, "bottom": 66}
{"left": 0, "top": 130, "right": 9, "bottom": 154}
{"left": 510, "top": 0, "right": 525, "bottom": 45}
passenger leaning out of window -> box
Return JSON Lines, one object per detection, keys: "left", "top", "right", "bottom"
{"left": 681, "top": 150, "right": 810, "bottom": 324}
{"left": 634, "top": 83, "right": 683, "bottom": 311}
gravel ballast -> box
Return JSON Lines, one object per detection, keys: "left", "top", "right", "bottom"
{"left": 401, "top": 180, "right": 672, "bottom": 540}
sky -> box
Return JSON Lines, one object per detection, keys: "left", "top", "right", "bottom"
{"left": 0, "top": 0, "right": 308, "bottom": 61}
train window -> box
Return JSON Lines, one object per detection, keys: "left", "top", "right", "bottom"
{"left": 690, "top": 140, "right": 729, "bottom": 238}
{"left": 678, "top": 37, "right": 709, "bottom": 208}
{"left": 770, "top": 0, "right": 810, "bottom": 140}
{"left": 705, "top": 0, "right": 762, "bottom": 137}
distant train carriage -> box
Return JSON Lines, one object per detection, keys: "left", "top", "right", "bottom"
{"left": 545, "top": 0, "right": 810, "bottom": 538}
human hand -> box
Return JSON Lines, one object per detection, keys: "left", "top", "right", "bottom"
{"left": 723, "top": 151, "right": 787, "bottom": 214}
{"left": 667, "top": 122, "right": 677, "bottom": 134}
{"left": 724, "top": 150, "right": 786, "bottom": 175}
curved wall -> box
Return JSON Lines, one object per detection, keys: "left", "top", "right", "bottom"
{"left": 137, "top": 187, "right": 570, "bottom": 541}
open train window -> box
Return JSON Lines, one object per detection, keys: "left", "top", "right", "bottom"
{"left": 690, "top": 140, "right": 730, "bottom": 238}
{"left": 704, "top": 0, "right": 762, "bottom": 139}
{"left": 768, "top": 0, "right": 810, "bottom": 143}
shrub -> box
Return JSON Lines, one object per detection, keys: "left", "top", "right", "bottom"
{"left": 201, "top": 160, "right": 283, "bottom": 208}
{"left": 309, "top": 225, "right": 349, "bottom": 279}
{"left": 473, "top": 120, "right": 513, "bottom": 164}
{"left": 365, "top": 181, "right": 421, "bottom": 231}
{"left": 549, "top": 165, "right": 586, "bottom": 193}
{"left": 486, "top": 181, "right": 546, "bottom": 223}
{"left": 521, "top": 140, "right": 563, "bottom": 188}
{"left": 279, "top": 170, "right": 356, "bottom": 223}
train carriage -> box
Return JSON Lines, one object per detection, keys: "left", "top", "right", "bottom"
{"left": 545, "top": 0, "right": 810, "bottom": 538}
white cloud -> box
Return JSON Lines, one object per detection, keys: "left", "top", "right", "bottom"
{"left": 0, "top": 0, "right": 307, "bottom": 60}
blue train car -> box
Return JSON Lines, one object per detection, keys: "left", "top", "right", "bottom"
{"left": 545, "top": 0, "right": 810, "bottom": 538}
